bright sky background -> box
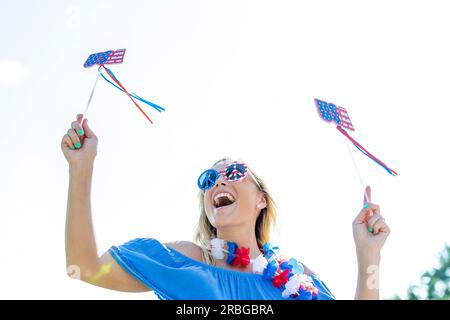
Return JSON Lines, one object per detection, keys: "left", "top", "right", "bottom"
{"left": 1, "top": 0, "right": 449, "bottom": 300}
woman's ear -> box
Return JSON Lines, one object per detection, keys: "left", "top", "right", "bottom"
{"left": 256, "top": 194, "right": 267, "bottom": 210}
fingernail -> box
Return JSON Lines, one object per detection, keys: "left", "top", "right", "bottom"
{"left": 70, "top": 145, "right": 74, "bottom": 150}
{"left": 363, "top": 203, "right": 369, "bottom": 209}
{"left": 75, "top": 142, "right": 81, "bottom": 149}
{"left": 78, "top": 129, "right": 84, "bottom": 136}
{"left": 367, "top": 227, "right": 373, "bottom": 233}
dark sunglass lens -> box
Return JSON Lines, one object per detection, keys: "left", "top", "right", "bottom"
{"left": 198, "top": 169, "right": 218, "bottom": 190}
{"left": 235, "top": 163, "right": 246, "bottom": 174}
{"left": 225, "top": 163, "right": 246, "bottom": 181}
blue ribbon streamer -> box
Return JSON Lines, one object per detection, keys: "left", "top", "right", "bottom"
{"left": 99, "top": 67, "right": 165, "bottom": 113}
{"left": 352, "top": 143, "right": 395, "bottom": 176}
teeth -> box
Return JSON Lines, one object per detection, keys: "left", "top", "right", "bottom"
{"left": 214, "top": 192, "right": 235, "bottom": 202}
{"left": 213, "top": 192, "right": 235, "bottom": 207}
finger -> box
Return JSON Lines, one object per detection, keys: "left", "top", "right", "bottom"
{"left": 367, "top": 213, "right": 383, "bottom": 230}
{"left": 62, "top": 134, "right": 75, "bottom": 150}
{"left": 71, "top": 121, "right": 84, "bottom": 137}
{"left": 76, "top": 114, "right": 84, "bottom": 124}
{"left": 353, "top": 204, "right": 373, "bottom": 225}
{"left": 67, "top": 128, "right": 81, "bottom": 149}
{"left": 373, "top": 220, "right": 390, "bottom": 236}
{"left": 353, "top": 202, "right": 379, "bottom": 225}
{"left": 372, "top": 217, "right": 386, "bottom": 234}
{"left": 363, "top": 185, "right": 371, "bottom": 205}
{"left": 378, "top": 221, "right": 391, "bottom": 235}
{"left": 367, "top": 203, "right": 380, "bottom": 215}
{"left": 82, "top": 118, "right": 96, "bottom": 138}
{"left": 363, "top": 203, "right": 380, "bottom": 223}
{"left": 372, "top": 203, "right": 380, "bottom": 214}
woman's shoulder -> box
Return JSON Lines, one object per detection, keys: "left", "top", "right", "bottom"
{"left": 113, "top": 238, "right": 204, "bottom": 262}
{"left": 163, "top": 240, "right": 204, "bottom": 262}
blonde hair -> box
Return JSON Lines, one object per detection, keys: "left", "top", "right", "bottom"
{"left": 193, "top": 157, "right": 278, "bottom": 265}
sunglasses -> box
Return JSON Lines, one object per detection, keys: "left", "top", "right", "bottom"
{"left": 197, "top": 161, "right": 261, "bottom": 191}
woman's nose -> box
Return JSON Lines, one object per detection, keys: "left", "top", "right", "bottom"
{"left": 215, "top": 175, "right": 227, "bottom": 187}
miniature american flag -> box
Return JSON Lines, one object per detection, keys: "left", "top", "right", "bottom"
{"left": 337, "top": 106, "right": 355, "bottom": 131}
{"left": 105, "top": 49, "right": 126, "bottom": 65}
{"left": 83, "top": 49, "right": 126, "bottom": 68}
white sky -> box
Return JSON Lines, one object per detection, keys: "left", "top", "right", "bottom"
{"left": 1, "top": 0, "right": 449, "bottom": 299}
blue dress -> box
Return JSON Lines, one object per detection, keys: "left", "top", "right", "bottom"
{"left": 108, "top": 237, "right": 336, "bottom": 300}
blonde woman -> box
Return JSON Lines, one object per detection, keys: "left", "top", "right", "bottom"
{"left": 62, "top": 114, "right": 390, "bottom": 300}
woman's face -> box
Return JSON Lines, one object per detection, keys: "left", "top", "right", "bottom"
{"left": 203, "top": 160, "right": 266, "bottom": 228}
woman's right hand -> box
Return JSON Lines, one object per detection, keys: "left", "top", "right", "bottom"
{"left": 61, "top": 114, "right": 98, "bottom": 166}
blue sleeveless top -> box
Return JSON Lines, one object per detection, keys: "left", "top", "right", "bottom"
{"left": 108, "top": 238, "right": 336, "bottom": 300}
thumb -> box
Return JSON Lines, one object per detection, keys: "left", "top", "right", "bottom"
{"left": 82, "top": 118, "right": 96, "bottom": 138}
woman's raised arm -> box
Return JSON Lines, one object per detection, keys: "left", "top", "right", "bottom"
{"left": 61, "top": 114, "right": 149, "bottom": 292}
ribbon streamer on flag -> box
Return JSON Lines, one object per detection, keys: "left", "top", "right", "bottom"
{"left": 98, "top": 68, "right": 164, "bottom": 113}
{"left": 336, "top": 125, "right": 398, "bottom": 176}
{"left": 99, "top": 65, "right": 165, "bottom": 124}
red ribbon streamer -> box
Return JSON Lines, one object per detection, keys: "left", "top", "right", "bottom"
{"left": 100, "top": 65, "right": 153, "bottom": 124}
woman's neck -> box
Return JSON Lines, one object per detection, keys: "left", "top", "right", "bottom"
{"left": 216, "top": 226, "right": 261, "bottom": 259}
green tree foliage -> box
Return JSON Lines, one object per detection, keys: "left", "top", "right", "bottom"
{"left": 392, "top": 243, "right": 450, "bottom": 300}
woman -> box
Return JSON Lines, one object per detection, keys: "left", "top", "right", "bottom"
{"left": 61, "top": 114, "right": 390, "bottom": 300}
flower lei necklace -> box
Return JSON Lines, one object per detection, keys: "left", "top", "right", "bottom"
{"left": 207, "top": 238, "right": 319, "bottom": 299}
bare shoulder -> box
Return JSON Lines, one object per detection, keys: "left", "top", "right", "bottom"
{"left": 163, "top": 240, "right": 204, "bottom": 262}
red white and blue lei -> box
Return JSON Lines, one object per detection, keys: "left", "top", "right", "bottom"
{"left": 208, "top": 238, "right": 319, "bottom": 299}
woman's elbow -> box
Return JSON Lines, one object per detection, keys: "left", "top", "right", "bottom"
{"left": 66, "top": 262, "right": 99, "bottom": 283}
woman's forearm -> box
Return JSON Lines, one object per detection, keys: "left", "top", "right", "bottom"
{"left": 65, "top": 162, "right": 100, "bottom": 279}
{"left": 355, "top": 251, "right": 381, "bottom": 300}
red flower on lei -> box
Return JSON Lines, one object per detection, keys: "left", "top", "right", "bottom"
{"left": 231, "top": 247, "right": 250, "bottom": 267}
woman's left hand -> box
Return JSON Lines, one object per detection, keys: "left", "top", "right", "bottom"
{"left": 352, "top": 186, "right": 391, "bottom": 259}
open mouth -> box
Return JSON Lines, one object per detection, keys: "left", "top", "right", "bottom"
{"left": 213, "top": 192, "right": 236, "bottom": 210}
